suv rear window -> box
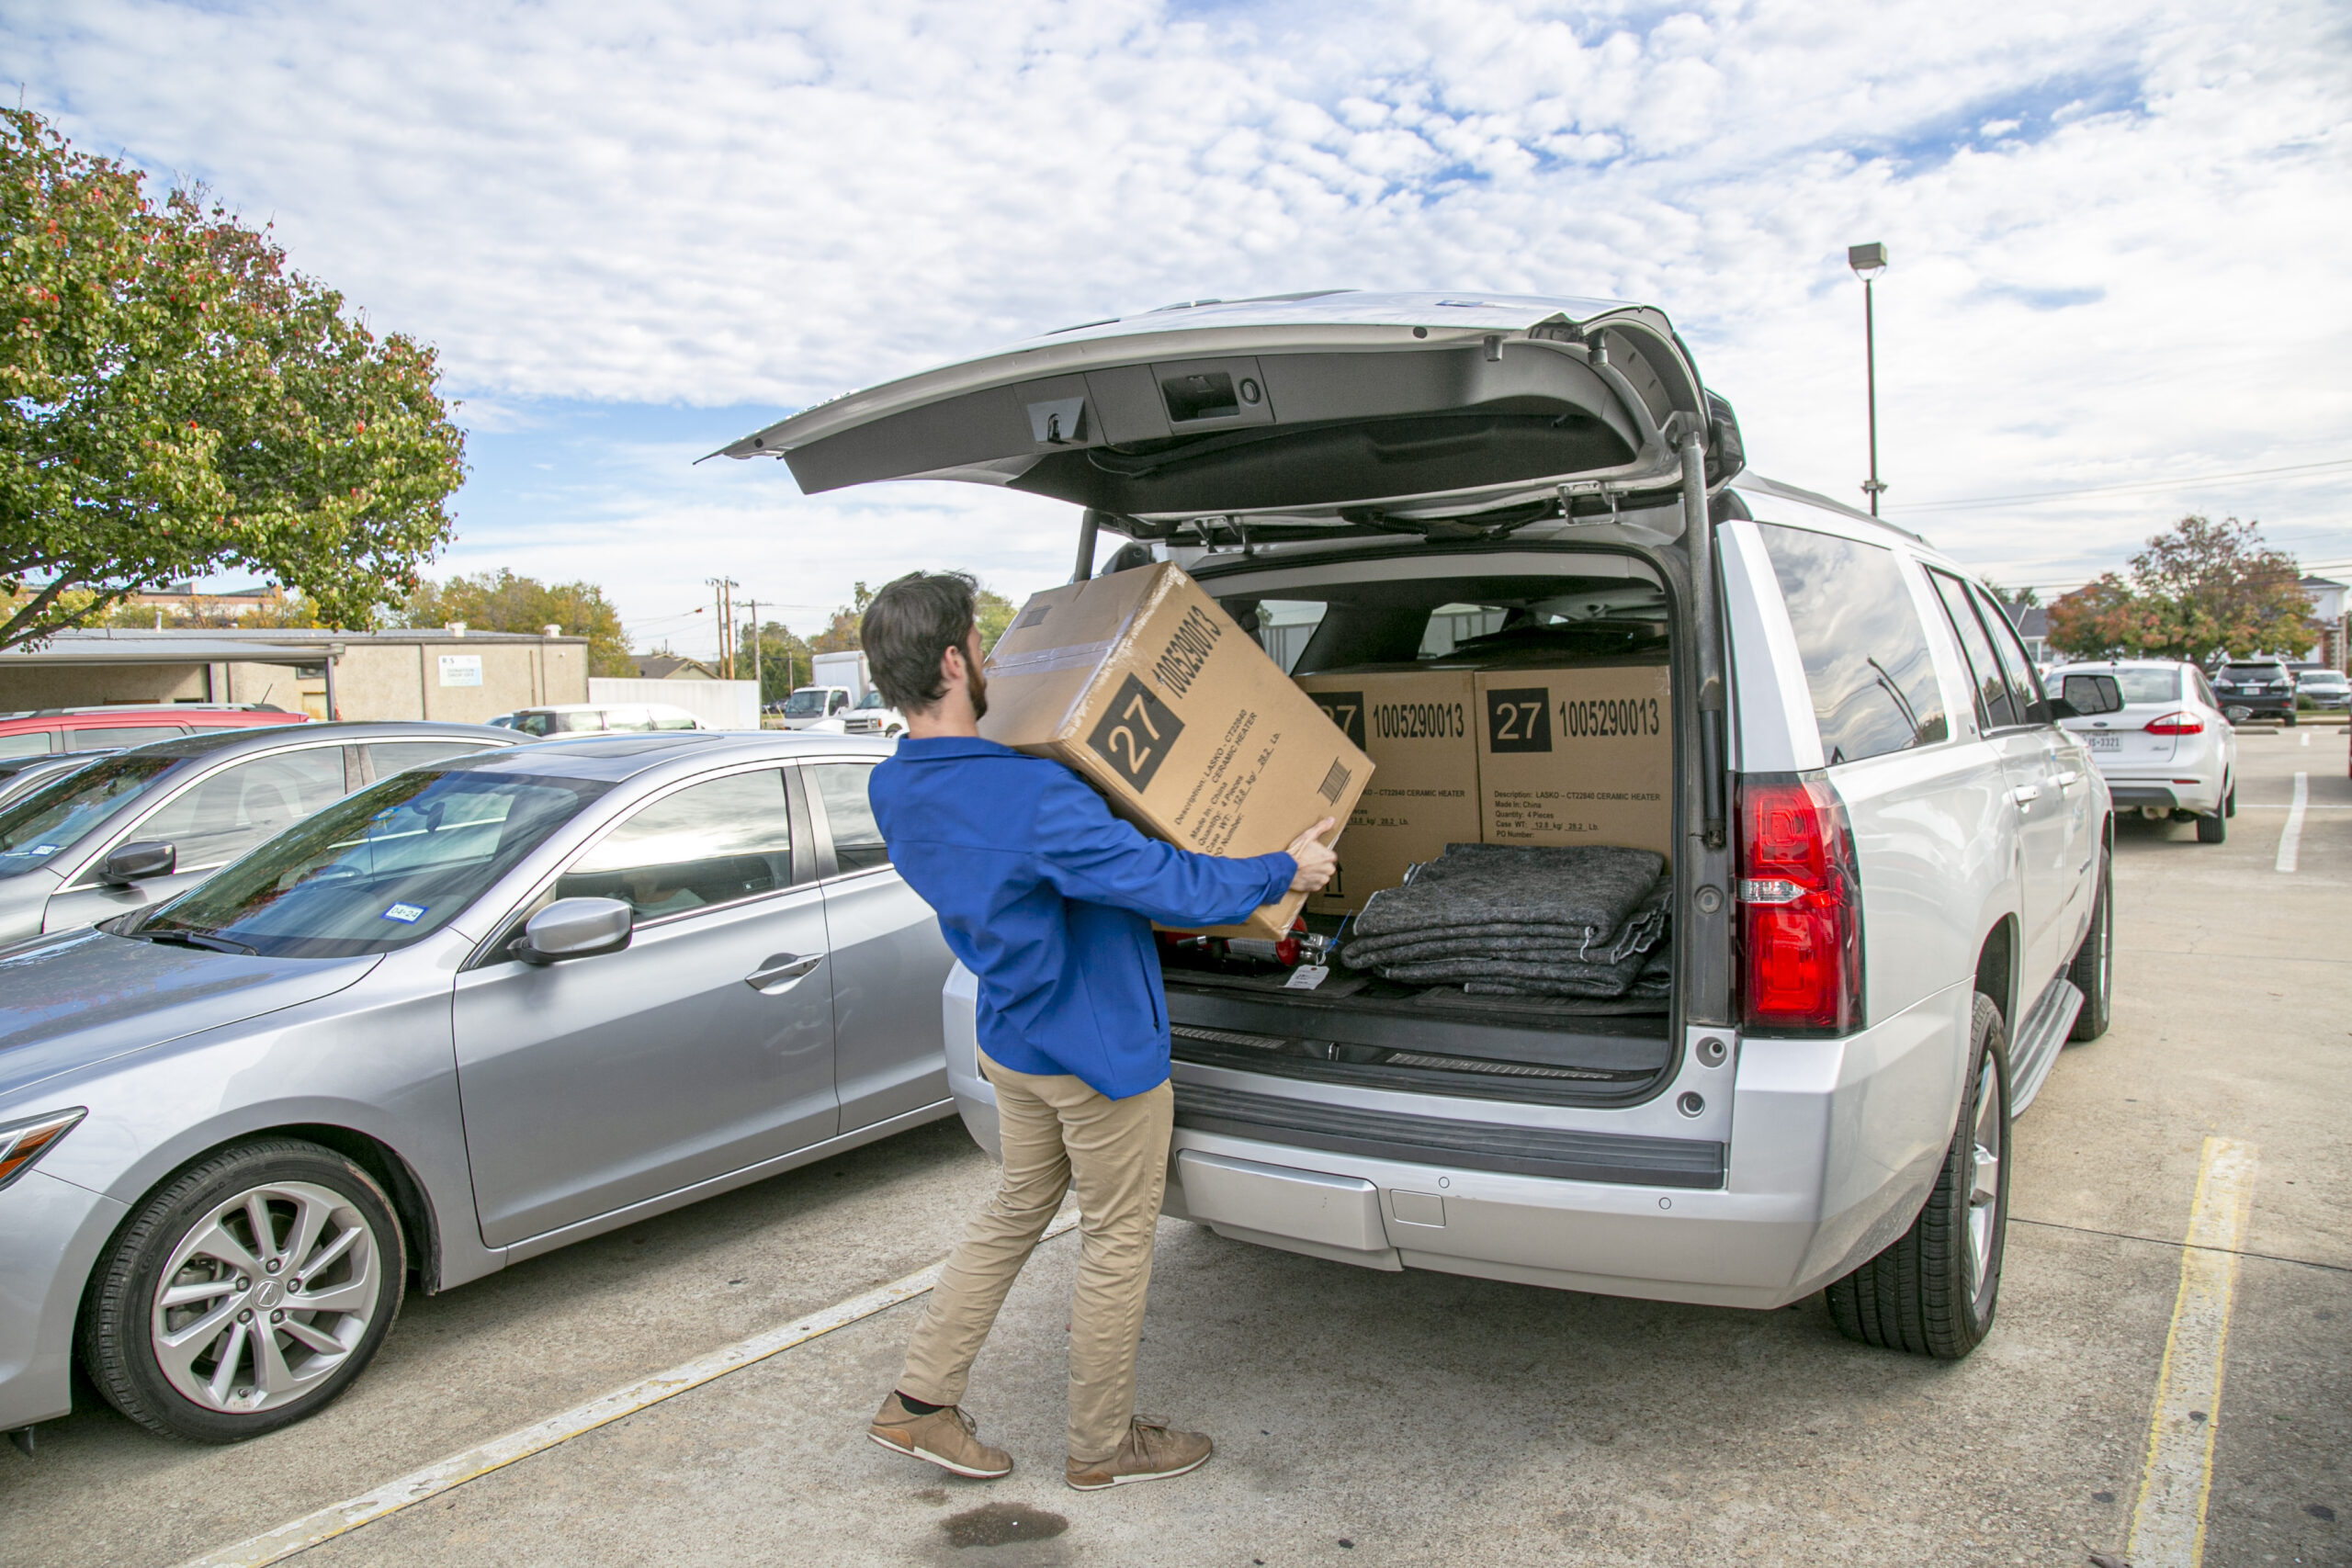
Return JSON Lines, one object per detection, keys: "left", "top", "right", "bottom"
{"left": 1756, "top": 525, "right": 1949, "bottom": 765}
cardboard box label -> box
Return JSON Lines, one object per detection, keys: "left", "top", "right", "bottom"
{"left": 1086, "top": 673, "right": 1183, "bottom": 792}
{"left": 1476, "top": 662, "right": 1671, "bottom": 859}
{"left": 1295, "top": 668, "right": 1480, "bottom": 915}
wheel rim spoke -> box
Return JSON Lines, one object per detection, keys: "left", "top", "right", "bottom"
{"left": 298, "top": 1222, "right": 362, "bottom": 1280}
{"left": 182, "top": 1217, "right": 262, "bottom": 1279}
{"left": 278, "top": 1316, "right": 345, "bottom": 1356}
{"left": 253, "top": 1324, "right": 300, "bottom": 1395}
{"left": 283, "top": 1190, "right": 335, "bottom": 1279}
{"left": 243, "top": 1192, "right": 280, "bottom": 1262}
{"left": 1963, "top": 1056, "right": 2004, "bottom": 1297}
{"left": 154, "top": 1307, "right": 237, "bottom": 1380}
{"left": 294, "top": 1243, "right": 377, "bottom": 1314}
{"left": 204, "top": 1321, "right": 251, "bottom": 1406}
{"left": 159, "top": 1277, "right": 239, "bottom": 1311}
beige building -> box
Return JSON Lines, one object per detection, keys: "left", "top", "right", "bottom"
{"left": 0, "top": 629, "right": 590, "bottom": 723}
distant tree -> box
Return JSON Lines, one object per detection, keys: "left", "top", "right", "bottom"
{"left": 2047, "top": 515, "right": 2314, "bottom": 663}
{"left": 0, "top": 108, "right": 463, "bottom": 649}
{"left": 1982, "top": 581, "right": 2041, "bottom": 611}
{"left": 401, "top": 570, "right": 634, "bottom": 676}
{"left": 739, "top": 616, "right": 813, "bottom": 703}
{"left": 808, "top": 581, "right": 874, "bottom": 656}
{"left": 976, "top": 585, "right": 1017, "bottom": 650}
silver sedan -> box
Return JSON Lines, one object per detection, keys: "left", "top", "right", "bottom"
{"left": 0, "top": 731, "right": 953, "bottom": 1442}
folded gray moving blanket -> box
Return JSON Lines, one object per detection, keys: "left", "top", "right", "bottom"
{"left": 1342, "top": 844, "right": 1674, "bottom": 1000}
{"left": 1345, "top": 844, "right": 1665, "bottom": 964}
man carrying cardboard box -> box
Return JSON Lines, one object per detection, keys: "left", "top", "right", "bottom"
{"left": 857, "top": 570, "right": 1337, "bottom": 1491}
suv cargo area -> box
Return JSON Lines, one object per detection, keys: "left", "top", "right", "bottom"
{"left": 1152, "top": 549, "right": 1689, "bottom": 1113}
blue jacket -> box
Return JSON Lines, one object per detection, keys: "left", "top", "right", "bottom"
{"left": 868, "top": 737, "right": 1296, "bottom": 1099}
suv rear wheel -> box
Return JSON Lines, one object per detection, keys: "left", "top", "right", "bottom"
{"left": 81, "top": 1138, "right": 405, "bottom": 1442}
{"left": 2066, "top": 850, "right": 2112, "bottom": 1041}
{"left": 1826, "top": 993, "right": 2011, "bottom": 1359}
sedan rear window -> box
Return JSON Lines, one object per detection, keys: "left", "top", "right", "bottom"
{"left": 2090, "top": 670, "right": 2184, "bottom": 705}
{"left": 136, "top": 769, "right": 608, "bottom": 958}
{"left": 0, "top": 753, "right": 179, "bottom": 879}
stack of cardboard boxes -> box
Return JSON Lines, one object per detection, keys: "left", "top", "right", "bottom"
{"left": 1296, "top": 657, "right": 1670, "bottom": 918}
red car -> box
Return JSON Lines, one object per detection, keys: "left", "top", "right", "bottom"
{"left": 0, "top": 705, "right": 307, "bottom": 774}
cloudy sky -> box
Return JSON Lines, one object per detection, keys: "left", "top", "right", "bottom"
{"left": 9, "top": 0, "right": 2348, "bottom": 657}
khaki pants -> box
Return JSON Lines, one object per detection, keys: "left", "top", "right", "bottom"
{"left": 897, "top": 1053, "right": 1174, "bottom": 1464}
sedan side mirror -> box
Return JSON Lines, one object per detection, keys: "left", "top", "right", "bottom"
{"left": 97, "top": 840, "right": 176, "bottom": 886}
{"left": 514, "top": 897, "right": 633, "bottom": 964}
{"left": 2054, "top": 673, "right": 2124, "bottom": 718}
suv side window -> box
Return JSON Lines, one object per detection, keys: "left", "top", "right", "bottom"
{"left": 808, "top": 762, "right": 889, "bottom": 874}
{"left": 119, "top": 747, "right": 350, "bottom": 874}
{"left": 1755, "top": 524, "right": 1948, "bottom": 765}
{"left": 1927, "top": 570, "right": 2018, "bottom": 729}
{"left": 557, "top": 769, "right": 794, "bottom": 921}
{"left": 1968, "top": 583, "right": 2050, "bottom": 724}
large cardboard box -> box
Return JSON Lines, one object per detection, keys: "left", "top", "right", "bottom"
{"left": 1474, "top": 660, "right": 1672, "bottom": 859}
{"left": 979, "top": 562, "right": 1372, "bottom": 937}
{"left": 1293, "top": 668, "right": 1481, "bottom": 916}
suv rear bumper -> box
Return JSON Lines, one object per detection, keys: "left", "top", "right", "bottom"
{"left": 943, "top": 968, "right": 1969, "bottom": 1312}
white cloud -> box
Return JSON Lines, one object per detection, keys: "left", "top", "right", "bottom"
{"left": 7, "top": 0, "right": 2349, "bottom": 647}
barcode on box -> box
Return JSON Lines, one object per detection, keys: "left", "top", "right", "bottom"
{"left": 1317, "top": 759, "right": 1351, "bottom": 803}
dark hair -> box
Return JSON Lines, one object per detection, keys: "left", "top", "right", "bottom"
{"left": 861, "top": 570, "right": 978, "bottom": 712}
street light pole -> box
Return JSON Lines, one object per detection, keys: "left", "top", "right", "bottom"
{"left": 1848, "top": 242, "right": 1890, "bottom": 516}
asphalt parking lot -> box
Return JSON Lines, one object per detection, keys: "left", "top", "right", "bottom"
{"left": 3, "top": 728, "right": 2345, "bottom": 1568}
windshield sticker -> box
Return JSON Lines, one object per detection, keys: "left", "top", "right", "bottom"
{"left": 28, "top": 843, "right": 61, "bottom": 855}
{"left": 380, "top": 903, "right": 427, "bottom": 923}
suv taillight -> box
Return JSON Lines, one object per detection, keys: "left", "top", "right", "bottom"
{"left": 2143, "top": 710, "right": 2204, "bottom": 736}
{"left": 1738, "top": 775, "right": 1862, "bottom": 1032}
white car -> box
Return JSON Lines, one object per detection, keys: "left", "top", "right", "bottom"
{"left": 2048, "top": 659, "right": 2237, "bottom": 842}
{"left": 503, "top": 703, "right": 707, "bottom": 738}
{"left": 724, "top": 289, "right": 2121, "bottom": 1362}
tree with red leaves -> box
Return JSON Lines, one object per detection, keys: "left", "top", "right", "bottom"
{"left": 0, "top": 107, "right": 463, "bottom": 647}
{"left": 2047, "top": 515, "right": 2316, "bottom": 662}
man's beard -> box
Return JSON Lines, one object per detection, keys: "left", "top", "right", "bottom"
{"left": 967, "top": 660, "right": 989, "bottom": 720}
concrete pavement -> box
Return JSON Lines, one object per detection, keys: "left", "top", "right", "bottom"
{"left": 1, "top": 728, "right": 2343, "bottom": 1567}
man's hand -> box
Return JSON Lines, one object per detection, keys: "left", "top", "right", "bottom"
{"left": 1285, "top": 818, "right": 1339, "bottom": 893}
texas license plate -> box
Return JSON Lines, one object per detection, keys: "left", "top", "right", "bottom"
{"left": 2086, "top": 734, "right": 2121, "bottom": 751}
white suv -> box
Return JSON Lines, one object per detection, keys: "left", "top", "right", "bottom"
{"left": 2048, "top": 659, "right": 2236, "bottom": 842}
{"left": 727, "top": 291, "right": 2117, "bottom": 1361}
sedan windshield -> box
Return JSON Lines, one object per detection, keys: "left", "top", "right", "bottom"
{"left": 136, "top": 768, "right": 607, "bottom": 958}
{"left": 0, "top": 753, "right": 179, "bottom": 880}
{"left": 781, "top": 690, "right": 827, "bottom": 716}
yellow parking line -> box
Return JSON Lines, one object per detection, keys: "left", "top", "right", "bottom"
{"left": 2124, "top": 1137, "right": 2257, "bottom": 1568}
{"left": 176, "top": 1213, "right": 1080, "bottom": 1568}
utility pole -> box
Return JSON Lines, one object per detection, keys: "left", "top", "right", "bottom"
{"left": 750, "top": 597, "right": 762, "bottom": 704}
{"left": 707, "top": 576, "right": 740, "bottom": 674}
{"left": 1848, "top": 242, "right": 1890, "bottom": 516}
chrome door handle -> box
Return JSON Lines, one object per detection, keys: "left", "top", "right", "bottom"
{"left": 2009, "top": 784, "right": 2042, "bottom": 806}
{"left": 745, "top": 953, "right": 823, "bottom": 992}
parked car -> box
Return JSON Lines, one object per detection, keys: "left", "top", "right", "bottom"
{"left": 0, "top": 731, "right": 952, "bottom": 1442}
{"left": 0, "top": 723, "right": 520, "bottom": 948}
{"left": 2291, "top": 668, "right": 2349, "bottom": 710}
{"left": 0, "top": 705, "right": 307, "bottom": 781}
{"left": 2211, "top": 657, "right": 2298, "bottom": 725}
{"left": 775, "top": 686, "right": 855, "bottom": 729}
{"left": 2044, "top": 660, "right": 2237, "bottom": 842}
{"left": 837, "top": 689, "right": 908, "bottom": 739}
{"left": 726, "top": 289, "right": 2120, "bottom": 1362}
{"left": 0, "top": 755, "right": 100, "bottom": 812}
{"left": 503, "top": 703, "right": 707, "bottom": 737}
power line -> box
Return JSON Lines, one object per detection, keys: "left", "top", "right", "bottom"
{"left": 1893, "top": 457, "right": 2352, "bottom": 514}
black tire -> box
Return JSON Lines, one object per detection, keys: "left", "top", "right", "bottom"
{"left": 81, "top": 1138, "right": 405, "bottom": 1442}
{"left": 2197, "top": 807, "right": 2226, "bottom": 843}
{"left": 2225, "top": 782, "right": 2236, "bottom": 818}
{"left": 1825, "top": 994, "right": 2011, "bottom": 1360}
{"left": 2284, "top": 709, "right": 2298, "bottom": 728}
{"left": 2067, "top": 848, "right": 2112, "bottom": 1041}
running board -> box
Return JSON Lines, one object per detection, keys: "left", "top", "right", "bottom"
{"left": 2007, "top": 976, "right": 2084, "bottom": 1117}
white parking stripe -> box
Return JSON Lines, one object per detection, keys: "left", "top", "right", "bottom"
{"left": 175, "top": 1214, "right": 1080, "bottom": 1568}
{"left": 2274, "top": 773, "right": 2308, "bottom": 873}
{"left": 2125, "top": 1136, "right": 2258, "bottom": 1568}
{"left": 2299, "top": 731, "right": 2309, "bottom": 748}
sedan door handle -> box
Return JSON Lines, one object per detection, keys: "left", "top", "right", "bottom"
{"left": 745, "top": 953, "right": 823, "bottom": 993}
{"left": 2052, "top": 770, "right": 2081, "bottom": 789}
{"left": 2009, "top": 784, "right": 2042, "bottom": 806}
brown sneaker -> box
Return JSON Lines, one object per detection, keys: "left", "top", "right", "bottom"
{"left": 1065, "top": 1416, "right": 1213, "bottom": 1491}
{"left": 867, "top": 1393, "right": 1013, "bottom": 1480}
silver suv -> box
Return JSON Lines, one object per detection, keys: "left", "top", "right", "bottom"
{"left": 730, "top": 291, "right": 2119, "bottom": 1359}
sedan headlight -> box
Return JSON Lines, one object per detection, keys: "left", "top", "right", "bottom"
{"left": 0, "top": 1108, "right": 86, "bottom": 1191}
